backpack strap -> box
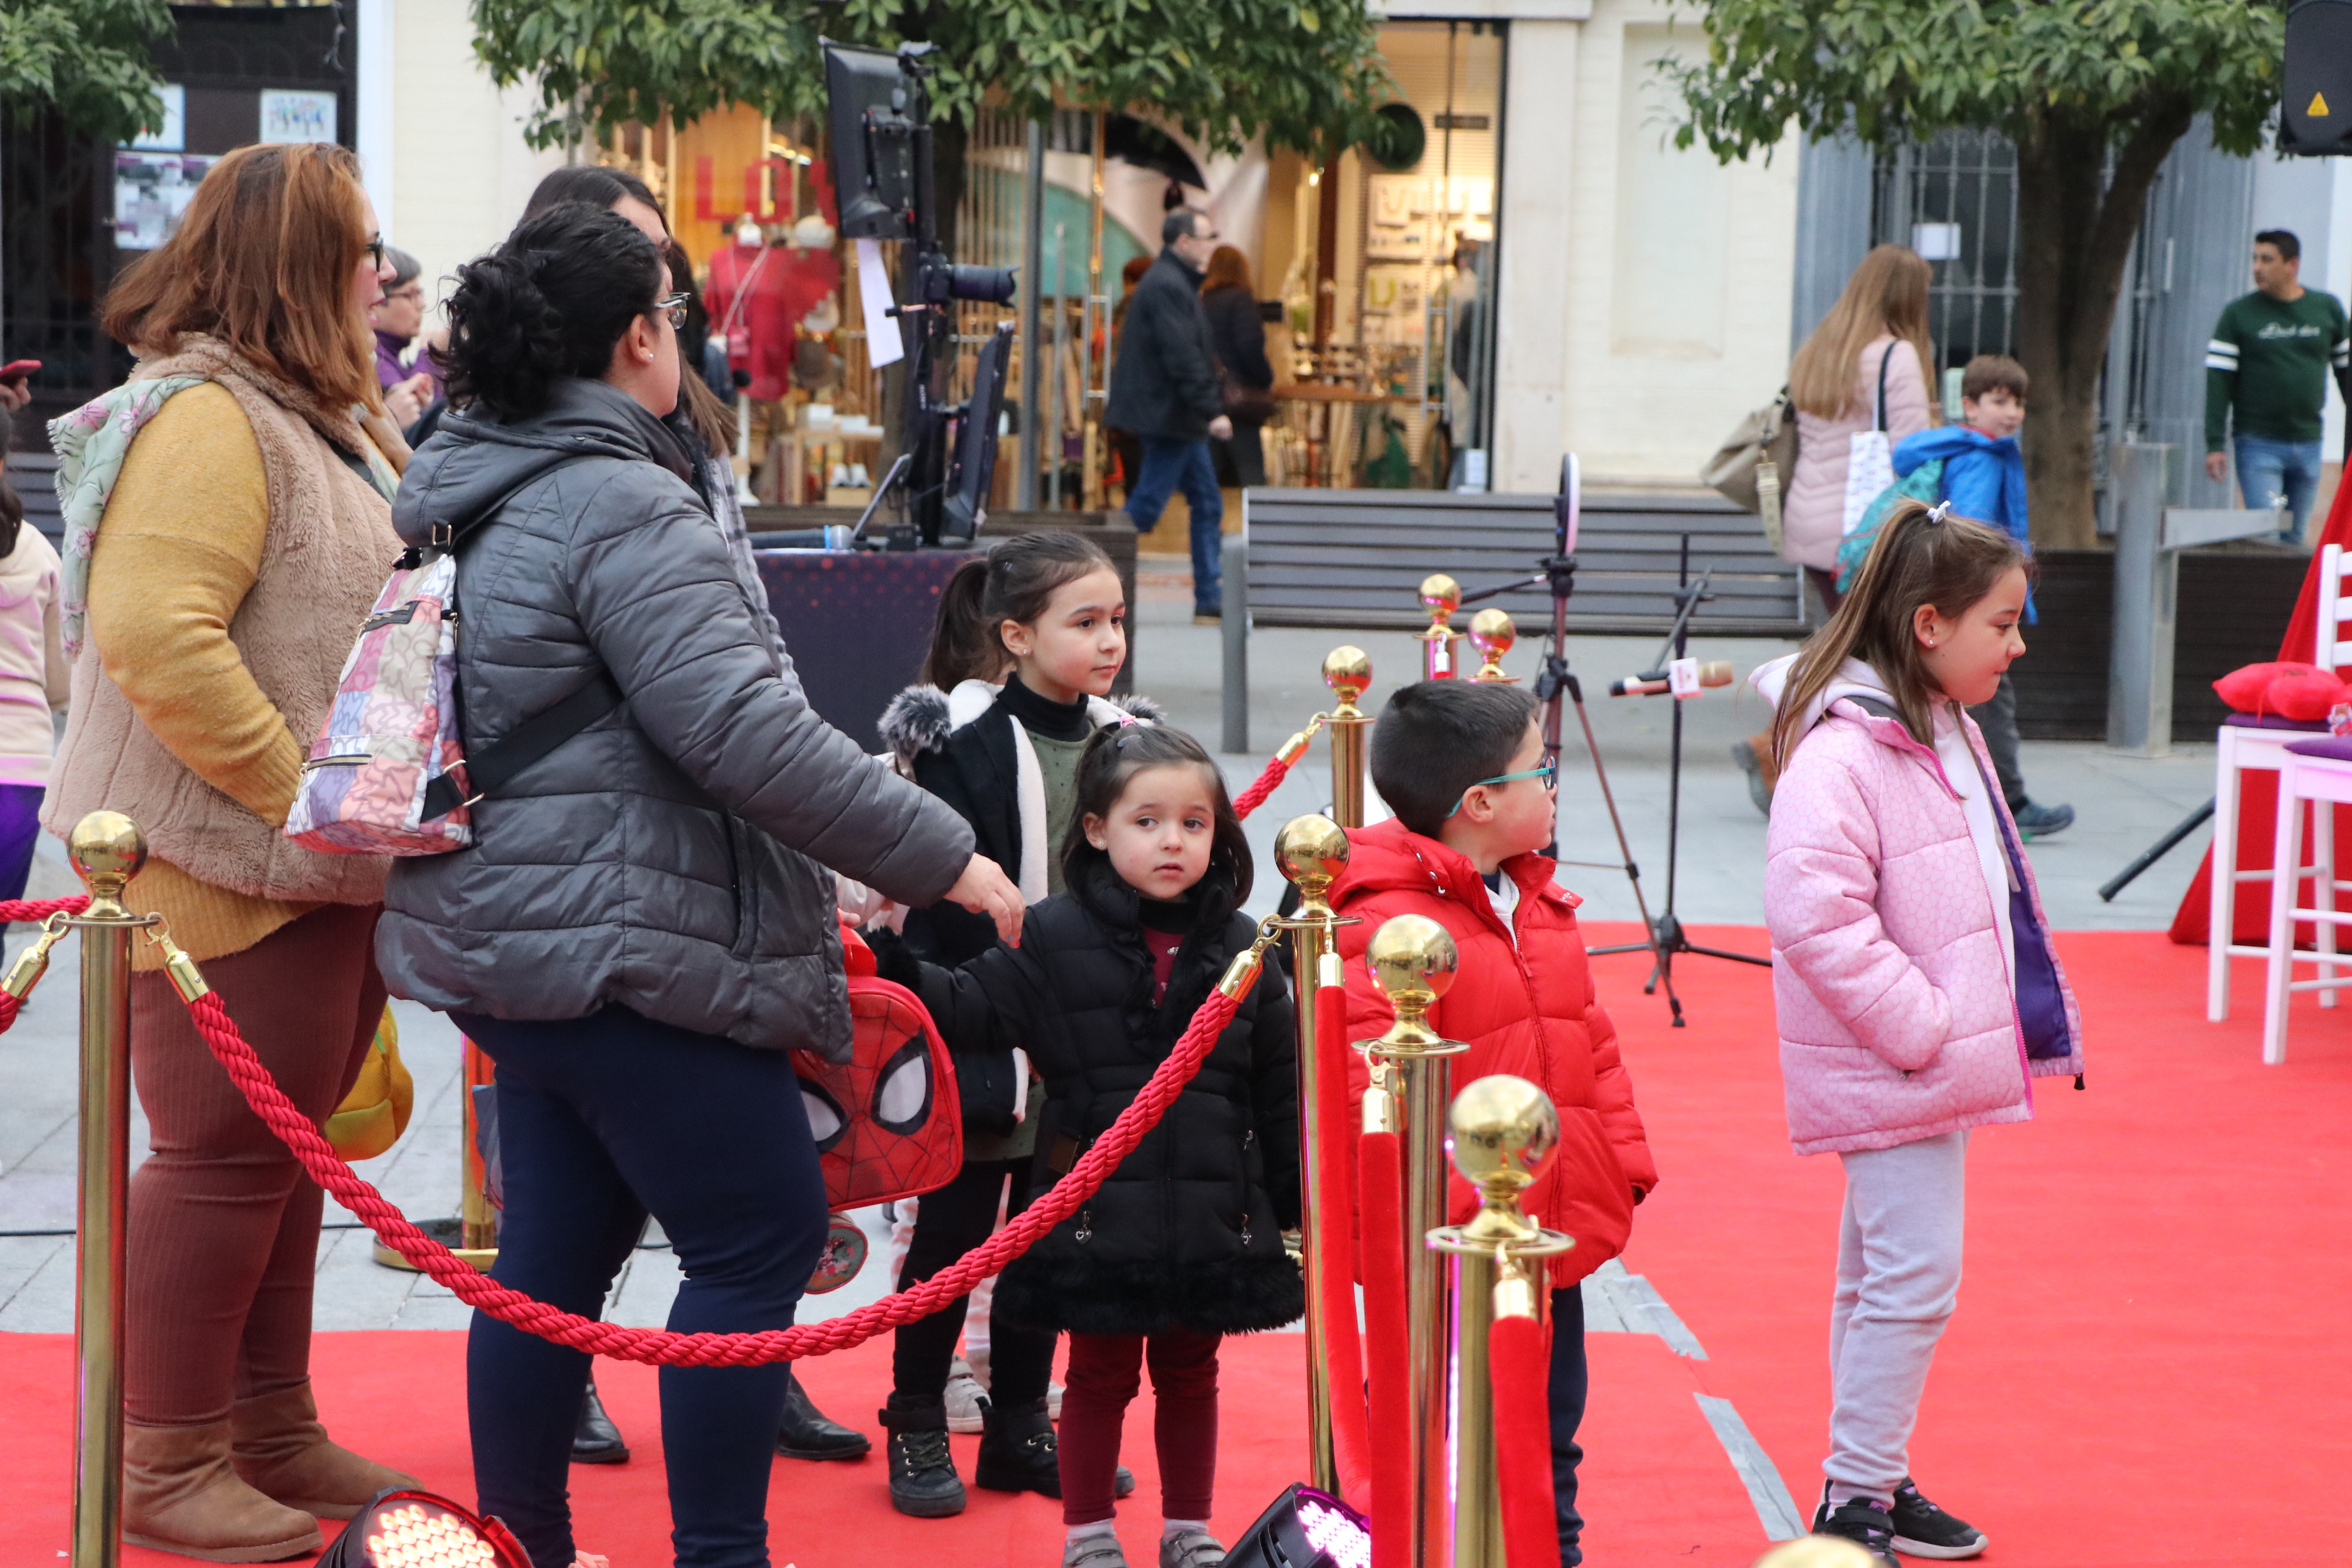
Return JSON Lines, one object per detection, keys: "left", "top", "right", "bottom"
{"left": 1872, "top": 340, "right": 1894, "bottom": 432}
{"left": 413, "top": 470, "right": 623, "bottom": 822}
{"left": 1840, "top": 691, "right": 1917, "bottom": 743}
{"left": 421, "top": 674, "right": 624, "bottom": 821}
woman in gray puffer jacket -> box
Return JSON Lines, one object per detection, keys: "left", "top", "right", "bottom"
{"left": 378, "top": 200, "right": 1023, "bottom": 1568}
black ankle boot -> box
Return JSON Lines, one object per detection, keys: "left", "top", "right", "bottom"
{"left": 880, "top": 1402, "right": 965, "bottom": 1518}
{"left": 571, "top": 1378, "right": 628, "bottom": 1465}
{"left": 776, "top": 1371, "right": 871, "bottom": 1461}
{"left": 975, "top": 1396, "right": 1060, "bottom": 1497}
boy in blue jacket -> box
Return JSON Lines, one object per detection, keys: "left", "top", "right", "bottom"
{"left": 1892, "top": 355, "right": 2073, "bottom": 837}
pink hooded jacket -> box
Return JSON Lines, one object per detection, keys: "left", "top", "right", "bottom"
{"left": 1760, "top": 657, "right": 2085, "bottom": 1155}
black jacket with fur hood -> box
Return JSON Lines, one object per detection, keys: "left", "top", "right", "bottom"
{"left": 875, "top": 856, "right": 1303, "bottom": 1337}
{"left": 876, "top": 675, "right": 1162, "bottom": 974}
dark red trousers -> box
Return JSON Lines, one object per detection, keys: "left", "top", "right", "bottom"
{"left": 1058, "top": 1327, "right": 1222, "bottom": 1525}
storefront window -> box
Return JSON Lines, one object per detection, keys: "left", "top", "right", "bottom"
{"left": 1268, "top": 20, "right": 1504, "bottom": 489}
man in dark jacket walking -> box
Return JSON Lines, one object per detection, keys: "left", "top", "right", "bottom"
{"left": 1106, "top": 207, "right": 1233, "bottom": 620}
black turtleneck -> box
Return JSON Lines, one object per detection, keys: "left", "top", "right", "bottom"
{"left": 999, "top": 672, "right": 1091, "bottom": 743}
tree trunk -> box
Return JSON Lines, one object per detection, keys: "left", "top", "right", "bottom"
{"left": 2011, "top": 97, "right": 2193, "bottom": 548}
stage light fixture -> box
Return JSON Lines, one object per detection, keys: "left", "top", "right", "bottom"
{"left": 319, "top": 1489, "right": 533, "bottom": 1568}
{"left": 1224, "top": 1483, "right": 1373, "bottom": 1568}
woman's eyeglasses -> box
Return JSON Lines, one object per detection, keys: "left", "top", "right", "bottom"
{"left": 653, "top": 291, "right": 690, "bottom": 330}
{"left": 1445, "top": 760, "right": 1557, "bottom": 817}
{"left": 365, "top": 235, "right": 388, "bottom": 273}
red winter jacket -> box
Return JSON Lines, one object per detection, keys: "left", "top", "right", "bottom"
{"left": 1329, "top": 819, "right": 1658, "bottom": 1288}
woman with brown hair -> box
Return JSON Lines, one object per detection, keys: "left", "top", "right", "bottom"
{"left": 1735, "top": 245, "right": 1935, "bottom": 811}
{"left": 1779, "top": 245, "right": 1938, "bottom": 602}
{"left": 1199, "top": 244, "right": 1274, "bottom": 490}
{"left": 44, "top": 141, "right": 417, "bottom": 1560}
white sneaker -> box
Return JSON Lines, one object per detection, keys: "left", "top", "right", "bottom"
{"left": 944, "top": 1370, "right": 989, "bottom": 1435}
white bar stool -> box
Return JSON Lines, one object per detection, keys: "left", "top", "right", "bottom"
{"left": 2209, "top": 541, "right": 2352, "bottom": 1021}
{"left": 2261, "top": 739, "right": 2352, "bottom": 1063}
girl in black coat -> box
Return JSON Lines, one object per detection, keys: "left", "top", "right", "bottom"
{"left": 876, "top": 724, "right": 1300, "bottom": 1568}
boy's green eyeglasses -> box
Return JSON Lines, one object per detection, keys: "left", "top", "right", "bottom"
{"left": 1445, "top": 760, "right": 1557, "bottom": 816}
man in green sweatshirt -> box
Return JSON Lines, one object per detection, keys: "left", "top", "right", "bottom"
{"left": 2205, "top": 228, "right": 2351, "bottom": 543}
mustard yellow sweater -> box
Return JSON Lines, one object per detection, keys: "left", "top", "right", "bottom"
{"left": 90, "top": 384, "right": 318, "bottom": 968}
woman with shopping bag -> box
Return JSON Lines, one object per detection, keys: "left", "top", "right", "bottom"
{"left": 1733, "top": 244, "right": 1935, "bottom": 810}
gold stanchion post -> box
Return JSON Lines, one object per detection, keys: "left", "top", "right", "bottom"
{"left": 1415, "top": 575, "right": 1463, "bottom": 680}
{"left": 1468, "top": 609, "right": 1517, "bottom": 683}
{"left": 51, "top": 812, "right": 161, "bottom": 1568}
{"left": 1430, "top": 1075, "right": 1576, "bottom": 1568}
{"left": 1322, "top": 647, "right": 1372, "bottom": 827}
{"left": 1273, "top": 815, "right": 1358, "bottom": 1497}
{"left": 1358, "top": 914, "right": 1469, "bottom": 1568}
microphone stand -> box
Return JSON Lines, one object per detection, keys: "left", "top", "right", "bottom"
{"left": 1625, "top": 534, "right": 1770, "bottom": 1029}
{"left": 1458, "top": 459, "right": 1674, "bottom": 1018}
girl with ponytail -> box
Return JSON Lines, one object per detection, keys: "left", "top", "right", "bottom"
{"left": 1753, "top": 501, "right": 2083, "bottom": 1566}
{"left": 867, "top": 528, "right": 1164, "bottom": 1518}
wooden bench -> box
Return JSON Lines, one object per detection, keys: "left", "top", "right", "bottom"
{"left": 1239, "top": 486, "right": 1804, "bottom": 636}
{"left": 1219, "top": 486, "right": 1805, "bottom": 751}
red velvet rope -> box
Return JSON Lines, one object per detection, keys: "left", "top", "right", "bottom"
{"left": 1358, "top": 1126, "right": 1413, "bottom": 1568}
{"left": 1489, "top": 1312, "right": 1563, "bottom": 1568}
{"left": 1311, "top": 982, "right": 1374, "bottom": 1502}
{"left": 92, "top": 969, "right": 1242, "bottom": 1366}
{"left": 1230, "top": 752, "right": 1293, "bottom": 820}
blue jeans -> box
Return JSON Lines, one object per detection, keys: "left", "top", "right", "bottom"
{"left": 1126, "top": 434, "right": 1223, "bottom": 612}
{"left": 2235, "top": 435, "right": 2325, "bottom": 540}
{"left": 459, "top": 1006, "right": 828, "bottom": 1568}
{"left": 0, "top": 783, "right": 42, "bottom": 902}
{"left": 1550, "top": 1285, "right": 1588, "bottom": 1566}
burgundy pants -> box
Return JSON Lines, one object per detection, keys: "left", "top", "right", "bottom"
{"left": 1059, "top": 1327, "right": 1222, "bottom": 1525}
{"left": 123, "top": 903, "right": 386, "bottom": 1426}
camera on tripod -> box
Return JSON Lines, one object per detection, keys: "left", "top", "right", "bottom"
{"left": 824, "top": 40, "right": 1017, "bottom": 546}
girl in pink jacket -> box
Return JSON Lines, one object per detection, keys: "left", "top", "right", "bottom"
{"left": 1758, "top": 501, "right": 2084, "bottom": 1568}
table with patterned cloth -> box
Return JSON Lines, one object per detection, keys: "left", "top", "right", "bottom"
{"left": 754, "top": 548, "right": 973, "bottom": 750}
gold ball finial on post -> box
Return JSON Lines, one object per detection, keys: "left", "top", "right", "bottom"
{"left": 1364, "top": 913, "right": 1459, "bottom": 1054}
{"left": 69, "top": 811, "right": 147, "bottom": 919}
{"left": 1415, "top": 576, "right": 1464, "bottom": 680}
{"left": 1275, "top": 814, "right": 1351, "bottom": 923}
{"left": 1446, "top": 1073, "right": 1559, "bottom": 1229}
{"left": 1467, "top": 609, "right": 1517, "bottom": 683}
{"left": 1322, "top": 645, "right": 1373, "bottom": 717}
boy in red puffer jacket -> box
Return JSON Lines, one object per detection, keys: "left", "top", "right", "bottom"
{"left": 1331, "top": 680, "right": 1657, "bottom": 1568}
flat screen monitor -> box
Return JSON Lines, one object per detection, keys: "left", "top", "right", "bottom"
{"left": 942, "top": 322, "right": 1014, "bottom": 541}
{"left": 824, "top": 41, "right": 915, "bottom": 240}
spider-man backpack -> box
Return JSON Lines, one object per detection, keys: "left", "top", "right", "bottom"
{"left": 795, "top": 919, "right": 963, "bottom": 1212}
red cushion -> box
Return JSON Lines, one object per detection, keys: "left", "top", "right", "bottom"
{"left": 2271, "top": 671, "right": 2351, "bottom": 721}
{"left": 2213, "top": 661, "right": 2348, "bottom": 719}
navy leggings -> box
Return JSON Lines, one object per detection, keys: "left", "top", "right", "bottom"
{"left": 458, "top": 1007, "right": 828, "bottom": 1568}
{"left": 1551, "top": 1285, "right": 1589, "bottom": 1566}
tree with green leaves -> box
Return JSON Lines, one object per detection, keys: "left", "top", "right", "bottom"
{"left": 1665, "top": 0, "right": 2285, "bottom": 547}
{"left": 1, "top": 0, "right": 171, "bottom": 145}
{"left": 471, "top": 0, "right": 1390, "bottom": 249}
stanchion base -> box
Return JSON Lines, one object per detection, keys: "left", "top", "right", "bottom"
{"left": 371, "top": 1216, "right": 496, "bottom": 1273}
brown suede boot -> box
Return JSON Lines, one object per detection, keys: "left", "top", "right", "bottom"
{"left": 229, "top": 1382, "right": 420, "bottom": 1521}
{"left": 123, "top": 1418, "right": 324, "bottom": 1563}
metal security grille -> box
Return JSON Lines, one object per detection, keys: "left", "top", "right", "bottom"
{"left": 1871, "top": 129, "right": 2020, "bottom": 377}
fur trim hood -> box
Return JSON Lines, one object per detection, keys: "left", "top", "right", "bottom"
{"left": 877, "top": 679, "right": 1164, "bottom": 767}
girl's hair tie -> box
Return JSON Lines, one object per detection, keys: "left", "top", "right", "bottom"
{"left": 1925, "top": 501, "right": 1952, "bottom": 527}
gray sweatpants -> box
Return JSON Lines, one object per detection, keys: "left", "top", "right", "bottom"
{"left": 1826, "top": 1131, "right": 1969, "bottom": 1503}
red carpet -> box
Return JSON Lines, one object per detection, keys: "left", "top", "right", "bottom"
{"left": 5, "top": 927, "right": 2347, "bottom": 1565}
{"left": 1592, "top": 925, "right": 2352, "bottom": 1567}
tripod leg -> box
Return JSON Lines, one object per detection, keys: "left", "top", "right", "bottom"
{"left": 1566, "top": 685, "right": 1663, "bottom": 944}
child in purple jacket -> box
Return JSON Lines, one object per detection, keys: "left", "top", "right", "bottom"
{"left": 1758, "top": 499, "right": 2085, "bottom": 1568}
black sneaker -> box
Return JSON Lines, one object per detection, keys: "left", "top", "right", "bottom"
{"left": 975, "top": 1396, "right": 1061, "bottom": 1496}
{"left": 1889, "top": 1478, "right": 1988, "bottom": 1559}
{"left": 2011, "top": 799, "right": 2074, "bottom": 838}
{"left": 884, "top": 1425, "right": 966, "bottom": 1518}
{"left": 1811, "top": 1494, "right": 1900, "bottom": 1568}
